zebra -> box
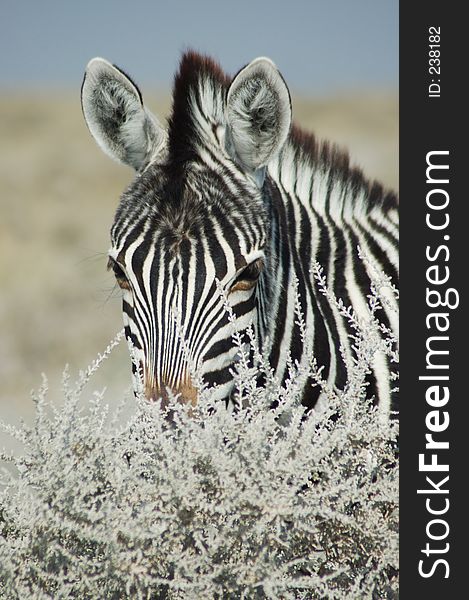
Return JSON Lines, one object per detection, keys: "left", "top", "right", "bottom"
{"left": 81, "top": 51, "right": 398, "bottom": 419}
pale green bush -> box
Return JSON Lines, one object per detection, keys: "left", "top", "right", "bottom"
{"left": 0, "top": 261, "right": 398, "bottom": 599}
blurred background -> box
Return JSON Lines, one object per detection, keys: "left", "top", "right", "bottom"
{"left": 0, "top": 1, "right": 398, "bottom": 428}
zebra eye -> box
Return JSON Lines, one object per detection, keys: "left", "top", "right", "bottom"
{"left": 230, "top": 258, "right": 264, "bottom": 293}
{"left": 107, "top": 257, "right": 131, "bottom": 290}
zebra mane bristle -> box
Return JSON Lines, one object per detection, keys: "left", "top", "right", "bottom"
{"left": 164, "top": 51, "right": 398, "bottom": 207}
{"left": 167, "top": 50, "right": 229, "bottom": 166}
{"left": 289, "top": 124, "right": 397, "bottom": 206}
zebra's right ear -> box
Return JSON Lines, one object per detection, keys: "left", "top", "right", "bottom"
{"left": 226, "top": 57, "right": 291, "bottom": 180}
{"left": 81, "top": 58, "right": 166, "bottom": 171}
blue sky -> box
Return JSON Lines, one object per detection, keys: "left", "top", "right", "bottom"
{"left": 1, "top": 0, "right": 398, "bottom": 93}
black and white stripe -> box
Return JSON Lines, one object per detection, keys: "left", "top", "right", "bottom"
{"left": 81, "top": 51, "right": 398, "bottom": 417}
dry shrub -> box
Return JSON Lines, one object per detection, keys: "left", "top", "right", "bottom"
{"left": 0, "top": 259, "right": 398, "bottom": 599}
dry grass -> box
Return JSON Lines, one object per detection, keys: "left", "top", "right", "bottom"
{"left": 0, "top": 89, "right": 398, "bottom": 431}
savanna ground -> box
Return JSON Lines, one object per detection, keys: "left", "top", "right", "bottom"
{"left": 0, "top": 89, "right": 398, "bottom": 436}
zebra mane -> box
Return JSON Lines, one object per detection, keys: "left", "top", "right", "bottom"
{"left": 165, "top": 51, "right": 397, "bottom": 212}
{"left": 287, "top": 125, "right": 398, "bottom": 212}
{"left": 167, "top": 51, "right": 229, "bottom": 168}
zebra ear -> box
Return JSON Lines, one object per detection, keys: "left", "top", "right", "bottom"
{"left": 81, "top": 58, "right": 166, "bottom": 171}
{"left": 226, "top": 57, "right": 291, "bottom": 177}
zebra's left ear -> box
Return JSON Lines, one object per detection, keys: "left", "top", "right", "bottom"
{"left": 226, "top": 57, "right": 291, "bottom": 182}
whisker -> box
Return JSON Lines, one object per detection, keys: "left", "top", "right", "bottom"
{"left": 98, "top": 284, "right": 122, "bottom": 308}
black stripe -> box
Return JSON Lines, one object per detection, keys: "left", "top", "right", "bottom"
{"left": 264, "top": 181, "right": 289, "bottom": 373}
{"left": 354, "top": 219, "right": 399, "bottom": 286}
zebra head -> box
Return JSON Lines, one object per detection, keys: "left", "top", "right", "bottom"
{"left": 81, "top": 53, "right": 291, "bottom": 408}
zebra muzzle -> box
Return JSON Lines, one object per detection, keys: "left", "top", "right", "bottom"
{"left": 144, "top": 377, "right": 198, "bottom": 411}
